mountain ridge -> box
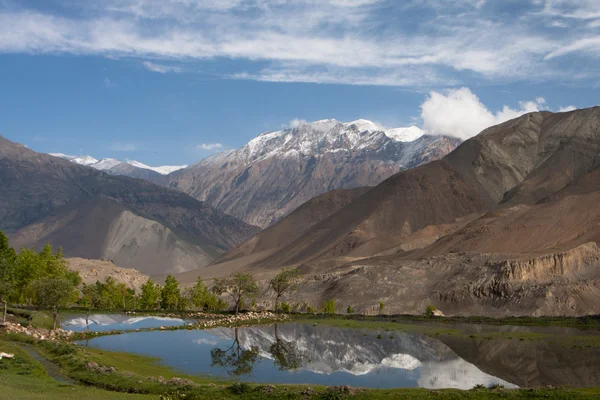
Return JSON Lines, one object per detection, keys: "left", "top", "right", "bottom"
{"left": 0, "top": 136, "right": 259, "bottom": 276}
{"left": 167, "top": 118, "right": 460, "bottom": 227}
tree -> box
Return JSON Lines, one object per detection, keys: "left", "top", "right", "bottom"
{"left": 321, "top": 299, "right": 335, "bottom": 315}
{"left": 188, "top": 276, "right": 212, "bottom": 310}
{"left": 269, "top": 268, "right": 301, "bottom": 313}
{"left": 140, "top": 279, "right": 161, "bottom": 310}
{"left": 379, "top": 301, "right": 385, "bottom": 314}
{"left": 0, "top": 230, "right": 16, "bottom": 323}
{"left": 117, "top": 282, "right": 129, "bottom": 311}
{"left": 212, "top": 272, "right": 259, "bottom": 315}
{"left": 161, "top": 275, "right": 181, "bottom": 310}
{"left": 32, "top": 277, "right": 75, "bottom": 330}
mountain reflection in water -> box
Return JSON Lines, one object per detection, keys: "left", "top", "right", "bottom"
{"left": 78, "top": 321, "right": 541, "bottom": 389}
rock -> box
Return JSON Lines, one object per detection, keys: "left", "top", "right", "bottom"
{"left": 86, "top": 361, "right": 99, "bottom": 370}
{"left": 261, "top": 385, "right": 276, "bottom": 394}
{"left": 301, "top": 387, "right": 315, "bottom": 396}
{"left": 432, "top": 309, "right": 445, "bottom": 317}
{"left": 165, "top": 377, "right": 194, "bottom": 386}
{"left": 158, "top": 376, "right": 165, "bottom": 383}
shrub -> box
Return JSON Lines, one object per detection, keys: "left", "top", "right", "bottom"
{"left": 379, "top": 302, "right": 385, "bottom": 313}
{"left": 306, "top": 305, "right": 316, "bottom": 314}
{"left": 229, "top": 382, "right": 252, "bottom": 394}
{"left": 425, "top": 304, "right": 437, "bottom": 317}
{"left": 346, "top": 305, "right": 354, "bottom": 314}
{"left": 280, "top": 302, "right": 292, "bottom": 313}
{"left": 321, "top": 299, "right": 335, "bottom": 315}
{"left": 488, "top": 383, "right": 505, "bottom": 390}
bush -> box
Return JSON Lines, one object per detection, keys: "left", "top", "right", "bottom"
{"left": 379, "top": 302, "right": 385, "bottom": 313}
{"left": 425, "top": 304, "right": 437, "bottom": 317}
{"left": 306, "top": 305, "right": 316, "bottom": 314}
{"left": 321, "top": 299, "right": 335, "bottom": 315}
{"left": 347, "top": 305, "right": 354, "bottom": 314}
{"left": 229, "top": 382, "right": 252, "bottom": 394}
{"left": 280, "top": 302, "right": 292, "bottom": 313}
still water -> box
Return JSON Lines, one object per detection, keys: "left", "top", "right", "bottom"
{"left": 62, "top": 314, "right": 187, "bottom": 332}
{"left": 68, "top": 319, "right": 600, "bottom": 389}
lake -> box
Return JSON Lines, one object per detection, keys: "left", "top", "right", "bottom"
{"left": 71, "top": 320, "right": 600, "bottom": 389}
{"left": 62, "top": 313, "right": 188, "bottom": 332}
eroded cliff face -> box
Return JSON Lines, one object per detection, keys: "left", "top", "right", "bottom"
{"left": 254, "top": 243, "right": 600, "bottom": 318}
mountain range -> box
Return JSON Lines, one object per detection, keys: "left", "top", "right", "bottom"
{"left": 53, "top": 120, "right": 459, "bottom": 228}
{"left": 179, "top": 107, "right": 600, "bottom": 317}
{"left": 166, "top": 119, "right": 459, "bottom": 227}
{"left": 0, "top": 137, "right": 258, "bottom": 276}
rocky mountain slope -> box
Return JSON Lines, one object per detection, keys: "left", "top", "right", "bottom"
{"left": 0, "top": 137, "right": 259, "bottom": 276}
{"left": 67, "top": 258, "right": 149, "bottom": 290}
{"left": 182, "top": 107, "right": 600, "bottom": 317}
{"left": 167, "top": 119, "right": 460, "bottom": 227}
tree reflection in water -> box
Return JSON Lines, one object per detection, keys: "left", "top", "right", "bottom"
{"left": 269, "top": 324, "right": 304, "bottom": 371}
{"left": 210, "top": 327, "right": 259, "bottom": 376}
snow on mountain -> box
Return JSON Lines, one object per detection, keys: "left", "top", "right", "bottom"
{"left": 230, "top": 119, "right": 426, "bottom": 164}
{"left": 93, "top": 158, "right": 122, "bottom": 170}
{"left": 151, "top": 165, "right": 189, "bottom": 175}
{"left": 124, "top": 160, "right": 187, "bottom": 175}
{"left": 50, "top": 153, "right": 98, "bottom": 166}
{"left": 49, "top": 153, "right": 187, "bottom": 175}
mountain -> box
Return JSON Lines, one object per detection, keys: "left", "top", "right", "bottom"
{"left": 0, "top": 136, "right": 259, "bottom": 276}
{"left": 181, "top": 107, "right": 600, "bottom": 317}
{"left": 167, "top": 119, "right": 460, "bottom": 227}
{"left": 51, "top": 153, "right": 187, "bottom": 176}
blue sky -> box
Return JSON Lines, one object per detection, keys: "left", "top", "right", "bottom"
{"left": 0, "top": 0, "right": 598, "bottom": 166}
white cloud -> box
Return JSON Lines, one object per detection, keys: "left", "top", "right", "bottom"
{"left": 420, "top": 88, "right": 547, "bottom": 140}
{"left": 111, "top": 142, "right": 137, "bottom": 151}
{"left": 197, "top": 143, "right": 223, "bottom": 150}
{"left": 289, "top": 119, "right": 307, "bottom": 129}
{"left": 142, "top": 61, "right": 183, "bottom": 74}
{"left": 0, "top": 1, "right": 597, "bottom": 86}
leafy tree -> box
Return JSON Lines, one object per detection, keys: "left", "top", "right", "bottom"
{"left": 211, "top": 328, "right": 259, "bottom": 376}
{"left": 140, "top": 278, "right": 161, "bottom": 310}
{"left": 347, "top": 305, "right": 354, "bottom": 314}
{"left": 117, "top": 282, "right": 129, "bottom": 311}
{"left": 321, "top": 299, "right": 335, "bottom": 315}
{"left": 32, "top": 277, "right": 75, "bottom": 330}
{"left": 188, "top": 276, "right": 219, "bottom": 311}
{"left": 161, "top": 275, "right": 181, "bottom": 310}
{"left": 212, "top": 272, "right": 259, "bottom": 315}
{"left": 0, "top": 231, "right": 16, "bottom": 323}
{"left": 379, "top": 301, "right": 385, "bottom": 314}
{"left": 269, "top": 268, "right": 301, "bottom": 313}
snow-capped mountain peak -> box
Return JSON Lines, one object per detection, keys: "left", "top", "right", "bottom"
{"left": 93, "top": 158, "right": 122, "bottom": 170}
{"left": 49, "top": 153, "right": 98, "bottom": 166}
{"left": 49, "top": 153, "right": 187, "bottom": 175}
{"left": 235, "top": 118, "right": 426, "bottom": 163}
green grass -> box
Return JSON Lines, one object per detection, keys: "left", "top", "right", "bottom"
{"left": 2, "top": 335, "right": 600, "bottom": 399}
{"left": 299, "top": 316, "right": 600, "bottom": 347}
{"left": 0, "top": 339, "right": 152, "bottom": 399}
{"left": 295, "top": 313, "right": 600, "bottom": 329}
{"left": 7, "top": 307, "right": 54, "bottom": 330}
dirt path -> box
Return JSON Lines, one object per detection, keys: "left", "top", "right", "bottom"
{"left": 20, "top": 344, "right": 75, "bottom": 385}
